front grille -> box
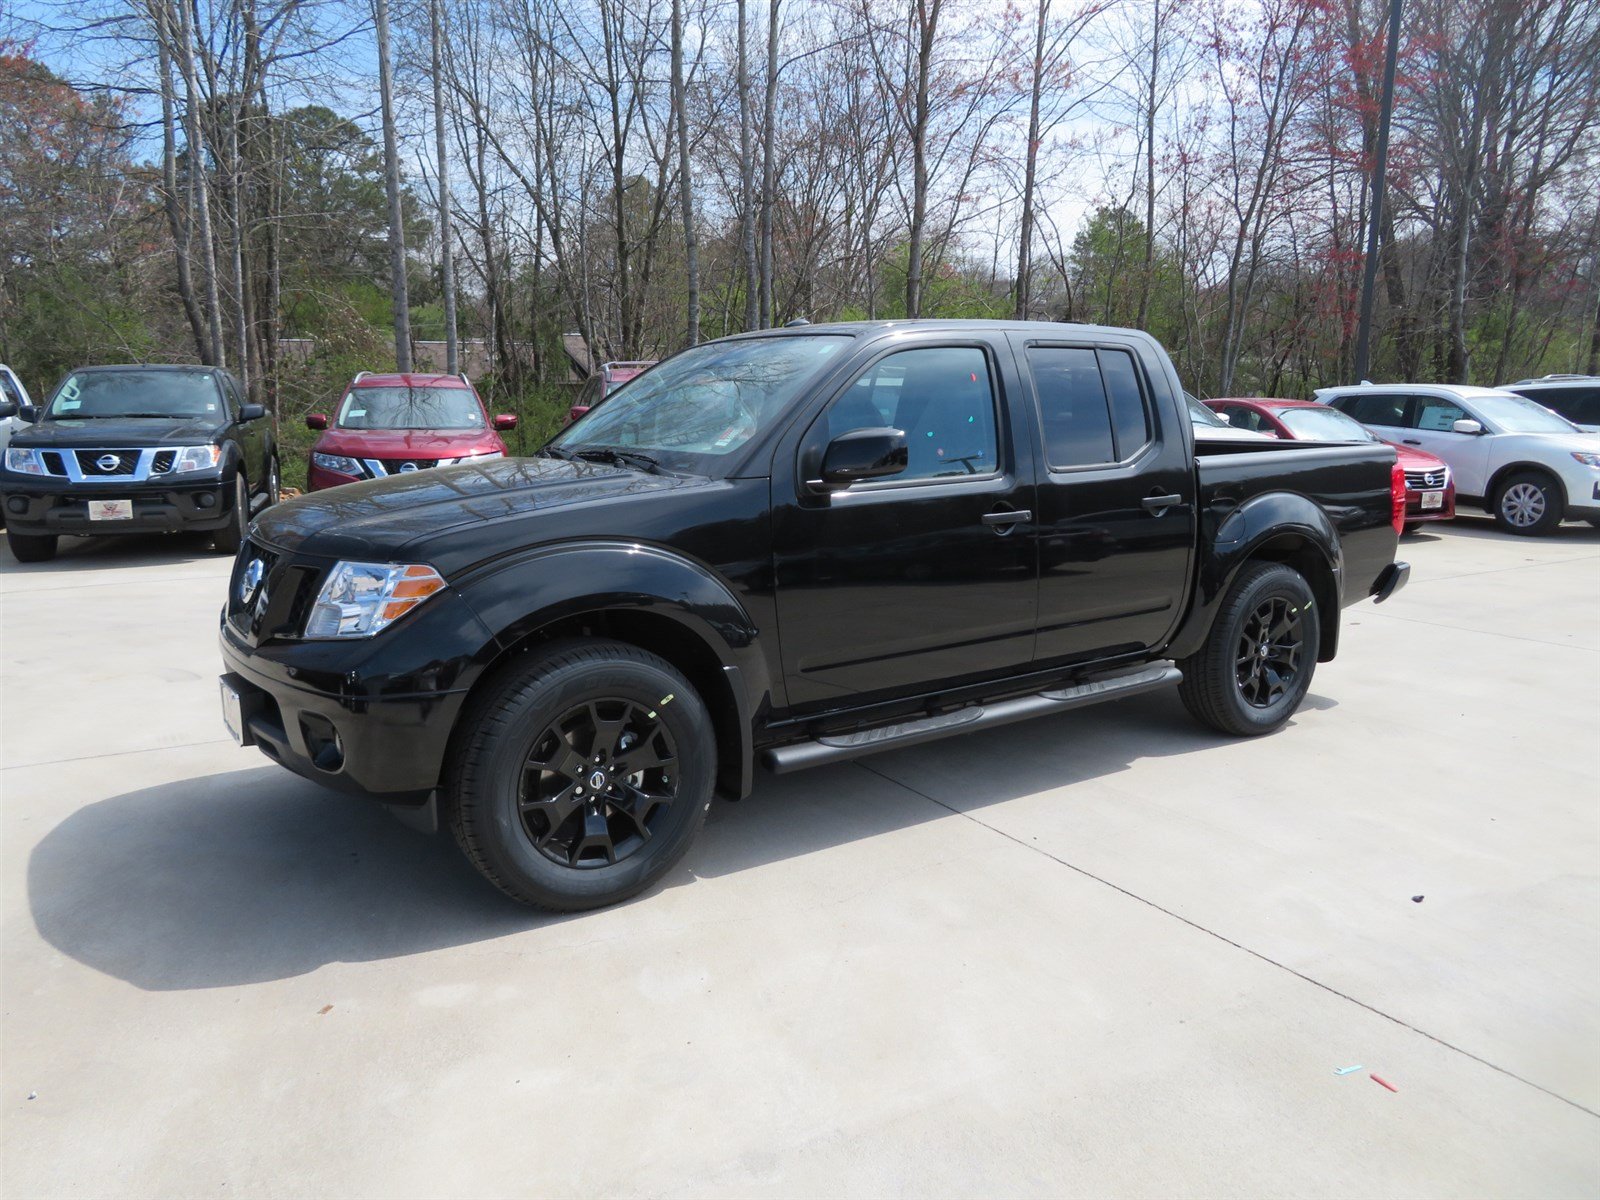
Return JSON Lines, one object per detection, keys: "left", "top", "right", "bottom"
{"left": 152, "top": 450, "right": 176, "bottom": 474}
{"left": 227, "top": 538, "right": 323, "bottom": 644}
{"left": 378, "top": 457, "right": 440, "bottom": 475}
{"left": 1405, "top": 467, "right": 1448, "bottom": 490}
{"left": 74, "top": 449, "right": 139, "bottom": 476}
{"left": 43, "top": 451, "right": 68, "bottom": 477}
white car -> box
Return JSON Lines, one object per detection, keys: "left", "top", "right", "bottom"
{"left": 1315, "top": 382, "right": 1600, "bottom": 535}
{"left": 1503, "top": 375, "right": 1600, "bottom": 432}
{"left": 0, "top": 364, "right": 31, "bottom": 457}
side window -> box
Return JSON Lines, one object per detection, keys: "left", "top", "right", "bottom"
{"left": 825, "top": 346, "right": 998, "bottom": 480}
{"left": 1414, "top": 395, "right": 1467, "bottom": 431}
{"left": 1221, "top": 405, "right": 1264, "bottom": 433}
{"left": 1341, "top": 392, "right": 1408, "bottom": 426}
{"left": 578, "top": 375, "right": 603, "bottom": 408}
{"left": 1028, "top": 345, "right": 1151, "bottom": 468}
{"left": 0, "top": 374, "right": 21, "bottom": 406}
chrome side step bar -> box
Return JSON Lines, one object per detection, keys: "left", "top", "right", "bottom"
{"left": 762, "top": 663, "right": 1182, "bottom": 774}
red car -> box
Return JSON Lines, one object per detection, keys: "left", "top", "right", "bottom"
{"left": 567, "top": 360, "right": 656, "bottom": 425}
{"left": 305, "top": 372, "right": 517, "bottom": 492}
{"left": 1206, "top": 397, "right": 1455, "bottom": 530}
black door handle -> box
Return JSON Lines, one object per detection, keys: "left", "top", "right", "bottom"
{"left": 982, "top": 508, "right": 1031, "bottom": 527}
{"left": 1141, "top": 494, "right": 1184, "bottom": 513}
{"left": 1402, "top": 439, "right": 1421, "bottom": 445}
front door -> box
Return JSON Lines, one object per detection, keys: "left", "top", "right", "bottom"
{"left": 771, "top": 340, "right": 1039, "bottom": 709}
{"left": 1401, "top": 393, "right": 1493, "bottom": 497}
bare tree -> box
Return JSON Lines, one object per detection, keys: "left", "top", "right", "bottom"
{"left": 374, "top": 0, "right": 412, "bottom": 370}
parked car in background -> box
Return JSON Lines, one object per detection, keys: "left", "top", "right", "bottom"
{"left": 0, "top": 365, "right": 34, "bottom": 527}
{"left": 566, "top": 360, "right": 656, "bottom": 424}
{"left": 1316, "top": 382, "right": 1600, "bottom": 535}
{"left": 220, "top": 320, "right": 1408, "bottom": 911}
{"left": 0, "top": 364, "right": 278, "bottom": 562}
{"left": 1183, "top": 391, "right": 1269, "bottom": 440}
{"left": 305, "top": 372, "right": 516, "bottom": 492}
{"left": 1206, "top": 397, "right": 1455, "bottom": 531}
{"left": 1502, "top": 375, "right": 1600, "bottom": 432}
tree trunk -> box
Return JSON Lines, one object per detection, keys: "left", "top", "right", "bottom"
{"left": 672, "top": 0, "right": 700, "bottom": 345}
{"left": 1136, "top": 0, "right": 1161, "bottom": 330}
{"left": 174, "top": 0, "right": 224, "bottom": 367}
{"left": 431, "top": 0, "right": 458, "bottom": 374}
{"left": 906, "top": 0, "right": 942, "bottom": 320}
{"left": 1013, "top": 0, "right": 1046, "bottom": 320}
{"left": 759, "top": 0, "right": 781, "bottom": 327}
{"left": 152, "top": 3, "right": 207, "bottom": 359}
{"left": 738, "top": 0, "right": 758, "bottom": 330}
{"left": 375, "top": 0, "right": 413, "bottom": 371}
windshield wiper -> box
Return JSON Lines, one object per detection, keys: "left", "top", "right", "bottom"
{"left": 539, "top": 445, "right": 579, "bottom": 461}
{"left": 113, "top": 412, "right": 183, "bottom": 419}
{"left": 568, "top": 446, "right": 665, "bottom": 474}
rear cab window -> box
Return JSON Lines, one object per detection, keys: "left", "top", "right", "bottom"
{"left": 1026, "top": 344, "right": 1153, "bottom": 469}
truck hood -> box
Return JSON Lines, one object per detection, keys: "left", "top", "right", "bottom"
{"left": 12, "top": 415, "right": 225, "bottom": 447}
{"left": 252, "top": 455, "right": 713, "bottom": 561}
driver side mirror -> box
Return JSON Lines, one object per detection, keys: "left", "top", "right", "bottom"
{"left": 493, "top": 413, "right": 518, "bottom": 431}
{"left": 818, "top": 427, "right": 908, "bottom": 489}
{"left": 305, "top": 413, "right": 329, "bottom": 431}
{"left": 1452, "top": 418, "right": 1484, "bottom": 435}
{"left": 239, "top": 403, "right": 266, "bottom": 422}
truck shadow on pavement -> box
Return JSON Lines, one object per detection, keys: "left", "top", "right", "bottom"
{"left": 28, "top": 688, "right": 1327, "bottom": 991}
{"left": 1, "top": 531, "right": 223, "bottom": 572}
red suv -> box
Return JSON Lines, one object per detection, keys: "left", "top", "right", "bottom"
{"left": 567, "top": 360, "right": 656, "bottom": 425}
{"left": 1206, "top": 397, "right": 1456, "bottom": 530}
{"left": 305, "top": 373, "right": 517, "bottom": 492}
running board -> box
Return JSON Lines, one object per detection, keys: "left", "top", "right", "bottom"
{"left": 762, "top": 663, "right": 1182, "bottom": 774}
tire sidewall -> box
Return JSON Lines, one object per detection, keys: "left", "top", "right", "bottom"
{"left": 1494, "top": 471, "right": 1562, "bottom": 536}
{"left": 468, "top": 655, "right": 714, "bottom": 907}
{"left": 1217, "top": 566, "right": 1320, "bottom": 733}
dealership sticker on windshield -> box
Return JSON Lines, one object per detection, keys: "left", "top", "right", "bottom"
{"left": 88, "top": 499, "right": 134, "bottom": 521}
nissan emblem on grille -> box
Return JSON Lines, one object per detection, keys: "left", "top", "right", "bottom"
{"left": 399, "top": 461, "right": 419, "bottom": 472}
{"left": 96, "top": 454, "right": 121, "bottom": 472}
{"left": 240, "top": 558, "right": 265, "bottom": 605}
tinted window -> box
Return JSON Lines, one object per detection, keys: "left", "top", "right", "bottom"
{"left": 1220, "top": 405, "right": 1267, "bottom": 433}
{"left": 1029, "top": 346, "right": 1151, "bottom": 467}
{"left": 827, "top": 346, "right": 998, "bottom": 480}
{"left": 1515, "top": 385, "right": 1600, "bottom": 425}
{"left": 1337, "top": 393, "right": 1409, "bottom": 426}
{"left": 0, "top": 374, "right": 22, "bottom": 406}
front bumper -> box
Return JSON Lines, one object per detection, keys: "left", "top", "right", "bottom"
{"left": 1, "top": 475, "right": 236, "bottom": 535}
{"left": 1404, "top": 483, "right": 1456, "bottom": 522}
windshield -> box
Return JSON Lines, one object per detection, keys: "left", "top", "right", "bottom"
{"left": 46, "top": 370, "right": 222, "bottom": 420}
{"left": 1469, "top": 392, "right": 1580, "bottom": 435}
{"left": 1186, "top": 393, "right": 1229, "bottom": 427}
{"left": 550, "top": 335, "right": 850, "bottom": 471}
{"left": 1275, "top": 406, "right": 1378, "bottom": 442}
{"left": 337, "top": 386, "right": 483, "bottom": 430}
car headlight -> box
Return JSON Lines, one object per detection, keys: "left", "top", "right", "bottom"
{"left": 312, "top": 452, "right": 363, "bottom": 475}
{"left": 4, "top": 447, "right": 46, "bottom": 475}
{"left": 170, "top": 444, "right": 222, "bottom": 473}
{"left": 1570, "top": 451, "right": 1600, "bottom": 468}
{"left": 449, "top": 450, "right": 505, "bottom": 464}
{"left": 304, "top": 561, "right": 447, "bottom": 639}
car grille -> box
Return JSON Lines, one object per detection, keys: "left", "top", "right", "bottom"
{"left": 152, "top": 450, "right": 176, "bottom": 474}
{"left": 74, "top": 449, "right": 139, "bottom": 476}
{"left": 1405, "top": 467, "right": 1448, "bottom": 490}
{"left": 377, "top": 457, "right": 441, "bottom": 475}
{"left": 43, "top": 451, "right": 68, "bottom": 477}
{"left": 226, "top": 539, "right": 324, "bottom": 643}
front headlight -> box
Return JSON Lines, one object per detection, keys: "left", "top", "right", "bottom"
{"left": 1570, "top": 451, "right": 1600, "bottom": 468}
{"left": 304, "top": 561, "right": 446, "bottom": 639}
{"left": 449, "top": 450, "right": 505, "bottom": 464}
{"left": 171, "top": 445, "right": 222, "bottom": 473}
{"left": 312, "top": 452, "right": 363, "bottom": 475}
{"left": 4, "top": 447, "right": 46, "bottom": 476}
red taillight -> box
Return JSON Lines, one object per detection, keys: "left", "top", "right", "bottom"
{"left": 1390, "top": 460, "right": 1406, "bottom": 535}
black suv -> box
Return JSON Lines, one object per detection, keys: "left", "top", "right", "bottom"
{"left": 0, "top": 364, "right": 280, "bottom": 562}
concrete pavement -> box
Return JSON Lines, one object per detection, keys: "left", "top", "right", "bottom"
{"left": 2, "top": 518, "right": 1597, "bottom": 1197}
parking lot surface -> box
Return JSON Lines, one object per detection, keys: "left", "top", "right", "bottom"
{"left": 2, "top": 518, "right": 1597, "bottom": 1197}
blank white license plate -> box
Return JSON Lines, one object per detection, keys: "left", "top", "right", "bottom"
{"left": 1420, "top": 490, "right": 1444, "bottom": 510}
{"left": 220, "top": 678, "right": 244, "bottom": 743}
{"left": 87, "top": 499, "right": 134, "bottom": 521}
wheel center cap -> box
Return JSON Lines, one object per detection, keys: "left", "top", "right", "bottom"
{"left": 588, "top": 770, "right": 608, "bottom": 791}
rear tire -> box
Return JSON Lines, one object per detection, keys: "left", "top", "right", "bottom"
{"left": 1178, "top": 562, "right": 1320, "bottom": 737}
{"left": 6, "top": 530, "right": 57, "bottom": 563}
{"left": 213, "top": 472, "right": 249, "bottom": 553}
{"left": 446, "top": 639, "right": 714, "bottom": 910}
{"left": 1492, "top": 470, "right": 1563, "bottom": 536}
{"left": 1402, "top": 522, "right": 1420, "bottom": 535}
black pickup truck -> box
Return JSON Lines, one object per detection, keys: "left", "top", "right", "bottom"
{"left": 218, "top": 321, "right": 1408, "bottom": 910}
{"left": 0, "top": 364, "right": 280, "bottom": 562}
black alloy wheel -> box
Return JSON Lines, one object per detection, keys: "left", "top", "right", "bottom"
{"left": 1234, "top": 595, "right": 1304, "bottom": 709}
{"left": 521, "top": 698, "right": 679, "bottom": 869}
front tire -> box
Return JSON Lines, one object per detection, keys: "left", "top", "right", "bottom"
{"left": 213, "top": 472, "right": 249, "bottom": 553}
{"left": 446, "top": 639, "right": 714, "bottom": 910}
{"left": 1178, "top": 561, "right": 1320, "bottom": 737}
{"left": 1493, "top": 470, "right": 1563, "bottom": 536}
{"left": 6, "top": 530, "right": 58, "bottom": 563}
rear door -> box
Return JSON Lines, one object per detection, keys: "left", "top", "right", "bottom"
{"left": 1015, "top": 335, "right": 1196, "bottom": 666}
{"left": 770, "top": 335, "right": 1039, "bottom": 709}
